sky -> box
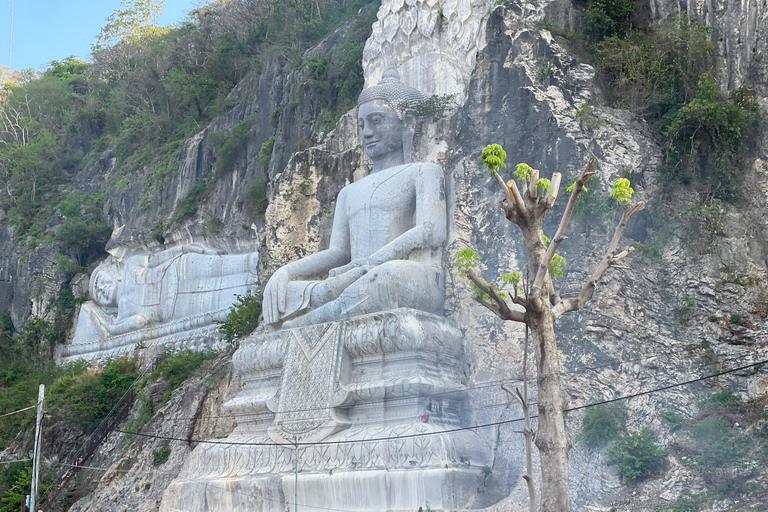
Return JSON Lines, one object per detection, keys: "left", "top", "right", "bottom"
{"left": 0, "top": 0, "right": 198, "bottom": 71}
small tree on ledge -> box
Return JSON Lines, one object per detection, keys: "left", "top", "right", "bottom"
{"left": 455, "top": 144, "right": 643, "bottom": 512}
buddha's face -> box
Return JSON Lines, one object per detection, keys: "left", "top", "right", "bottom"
{"left": 92, "top": 267, "right": 119, "bottom": 308}
{"left": 358, "top": 99, "right": 407, "bottom": 165}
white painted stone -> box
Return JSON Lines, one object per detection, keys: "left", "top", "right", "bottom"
{"left": 159, "top": 309, "right": 491, "bottom": 512}
{"left": 60, "top": 244, "right": 259, "bottom": 362}
{"left": 363, "top": 0, "right": 495, "bottom": 101}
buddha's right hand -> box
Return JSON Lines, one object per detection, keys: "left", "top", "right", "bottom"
{"left": 263, "top": 268, "right": 289, "bottom": 325}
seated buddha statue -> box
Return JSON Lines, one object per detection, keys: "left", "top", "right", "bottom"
{"left": 263, "top": 70, "right": 447, "bottom": 329}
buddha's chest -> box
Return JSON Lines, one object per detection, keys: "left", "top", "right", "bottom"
{"left": 344, "top": 167, "right": 416, "bottom": 220}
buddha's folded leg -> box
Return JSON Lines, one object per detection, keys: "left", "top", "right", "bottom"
{"left": 288, "top": 260, "right": 443, "bottom": 327}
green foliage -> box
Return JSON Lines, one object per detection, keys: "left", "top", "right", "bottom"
{"left": 218, "top": 292, "right": 261, "bottom": 345}
{"left": 581, "top": 0, "right": 636, "bottom": 44}
{"left": 699, "top": 389, "right": 741, "bottom": 411}
{"left": 594, "top": 14, "right": 757, "bottom": 202}
{"left": 688, "top": 198, "right": 725, "bottom": 254}
{"left": 605, "top": 428, "right": 668, "bottom": 482}
{"left": 407, "top": 94, "right": 458, "bottom": 119}
{"left": 661, "top": 80, "right": 757, "bottom": 202}
{"left": 662, "top": 410, "right": 686, "bottom": 430}
{"left": 580, "top": 398, "right": 628, "bottom": 449}
{"left": 453, "top": 247, "right": 482, "bottom": 277}
{"left": 535, "top": 178, "right": 552, "bottom": 194}
{"left": 173, "top": 181, "right": 209, "bottom": 224}
{"left": 248, "top": 179, "right": 268, "bottom": 214}
{"left": 514, "top": 162, "right": 532, "bottom": 183}
{"left": 687, "top": 415, "right": 750, "bottom": 467}
{"left": 669, "top": 494, "right": 707, "bottom": 512}
{"left": 259, "top": 136, "right": 276, "bottom": 170}
{"left": 453, "top": 248, "right": 521, "bottom": 301}
{"left": 0, "top": 0, "right": 378, "bottom": 255}
{"left": 153, "top": 442, "right": 171, "bottom": 466}
{"left": 480, "top": 144, "right": 507, "bottom": 174}
{"left": 674, "top": 294, "right": 696, "bottom": 326}
{"left": 56, "top": 191, "right": 111, "bottom": 265}
{"left": 152, "top": 348, "right": 216, "bottom": 391}
{"left": 499, "top": 271, "right": 522, "bottom": 294}
{"left": 93, "top": 0, "right": 166, "bottom": 51}
{"left": 47, "top": 358, "right": 139, "bottom": 431}
{"left": 0, "top": 464, "right": 31, "bottom": 512}
{"left": 631, "top": 241, "right": 663, "bottom": 262}
{"left": 541, "top": 231, "right": 567, "bottom": 276}
{"left": 610, "top": 178, "right": 634, "bottom": 204}
{"left": 213, "top": 116, "right": 253, "bottom": 174}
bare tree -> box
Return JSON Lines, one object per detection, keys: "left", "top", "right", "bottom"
{"left": 455, "top": 146, "right": 642, "bottom": 511}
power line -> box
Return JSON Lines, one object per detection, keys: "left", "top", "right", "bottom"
{"left": 107, "top": 358, "right": 768, "bottom": 447}
{"left": 0, "top": 404, "right": 35, "bottom": 418}
{"left": 44, "top": 341, "right": 754, "bottom": 425}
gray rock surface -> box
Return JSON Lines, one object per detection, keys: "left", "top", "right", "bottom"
{"left": 6, "top": 0, "right": 768, "bottom": 510}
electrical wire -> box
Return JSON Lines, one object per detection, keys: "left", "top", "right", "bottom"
{"left": 45, "top": 341, "right": 761, "bottom": 425}
{"left": 105, "top": 358, "right": 768, "bottom": 447}
{"left": 0, "top": 405, "right": 35, "bottom": 418}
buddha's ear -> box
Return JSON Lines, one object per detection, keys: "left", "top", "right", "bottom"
{"left": 401, "top": 116, "right": 415, "bottom": 164}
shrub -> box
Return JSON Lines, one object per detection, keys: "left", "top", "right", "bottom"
{"left": 605, "top": 427, "right": 667, "bottom": 483}
{"left": 662, "top": 410, "right": 686, "bottom": 430}
{"left": 47, "top": 358, "right": 139, "bottom": 431}
{"left": 173, "top": 181, "right": 209, "bottom": 223}
{"left": 213, "top": 116, "right": 253, "bottom": 174}
{"left": 699, "top": 389, "right": 740, "bottom": 410}
{"left": 580, "top": 398, "right": 628, "bottom": 449}
{"left": 248, "top": 179, "right": 268, "bottom": 214}
{"left": 687, "top": 415, "right": 750, "bottom": 467}
{"left": 218, "top": 292, "right": 261, "bottom": 345}
{"left": 153, "top": 442, "right": 171, "bottom": 466}
{"left": 152, "top": 348, "right": 216, "bottom": 391}
{"left": 581, "top": 0, "right": 636, "bottom": 44}
{"left": 259, "top": 136, "right": 276, "bottom": 170}
{"left": 674, "top": 294, "right": 696, "bottom": 326}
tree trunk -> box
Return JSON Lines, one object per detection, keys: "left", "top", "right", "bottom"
{"left": 530, "top": 310, "right": 571, "bottom": 511}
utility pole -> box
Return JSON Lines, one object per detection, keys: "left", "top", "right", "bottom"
{"left": 7, "top": 0, "right": 13, "bottom": 67}
{"left": 294, "top": 435, "right": 299, "bottom": 512}
{"left": 30, "top": 384, "right": 44, "bottom": 512}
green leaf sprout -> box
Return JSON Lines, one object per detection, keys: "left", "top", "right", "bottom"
{"left": 611, "top": 178, "right": 634, "bottom": 204}
{"left": 514, "top": 163, "right": 532, "bottom": 183}
{"left": 480, "top": 144, "right": 507, "bottom": 173}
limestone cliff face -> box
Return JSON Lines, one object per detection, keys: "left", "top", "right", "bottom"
{"left": 12, "top": 0, "right": 768, "bottom": 510}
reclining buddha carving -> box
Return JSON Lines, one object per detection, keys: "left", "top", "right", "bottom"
{"left": 64, "top": 243, "right": 259, "bottom": 360}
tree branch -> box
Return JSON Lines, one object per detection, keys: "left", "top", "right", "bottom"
{"left": 491, "top": 169, "right": 527, "bottom": 217}
{"left": 553, "top": 200, "right": 644, "bottom": 319}
{"left": 498, "top": 199, "right": 518, "bottom": 223}
{"left": 466, "top": 269, "right": 527, "bottom": 323}
{"left": 530, "top": 158, "right": 596, "bottom": 309}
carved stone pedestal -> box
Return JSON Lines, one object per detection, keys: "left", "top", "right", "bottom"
{"left": 160, "top": 309, "right": 490, "bottom": 512}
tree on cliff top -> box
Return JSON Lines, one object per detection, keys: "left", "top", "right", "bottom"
{"left": 455, "top": 145, "right": 643, "bottom": 512}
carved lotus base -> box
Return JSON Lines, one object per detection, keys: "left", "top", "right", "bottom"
{"left": 160, "top": 309, "right": 490, "bottom": 512}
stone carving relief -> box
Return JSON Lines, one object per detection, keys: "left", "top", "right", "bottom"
{"left": 262, "top": 70, "right": 447, "bottom": 329}
{"left": 363, "top": 0, "right": 494, "bottom": 100}
{"left": 160, "top": 73, "right": 493, "bottom": 512}
{"left": 61, "top": 243, "right": 258, "bottom": 361}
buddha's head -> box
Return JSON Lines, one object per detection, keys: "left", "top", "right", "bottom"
{"left": 90, "top": 262, "right": 121, "bottom": 308}
{"left": 357, "top": 69, "right": 425, "bottom": 172}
